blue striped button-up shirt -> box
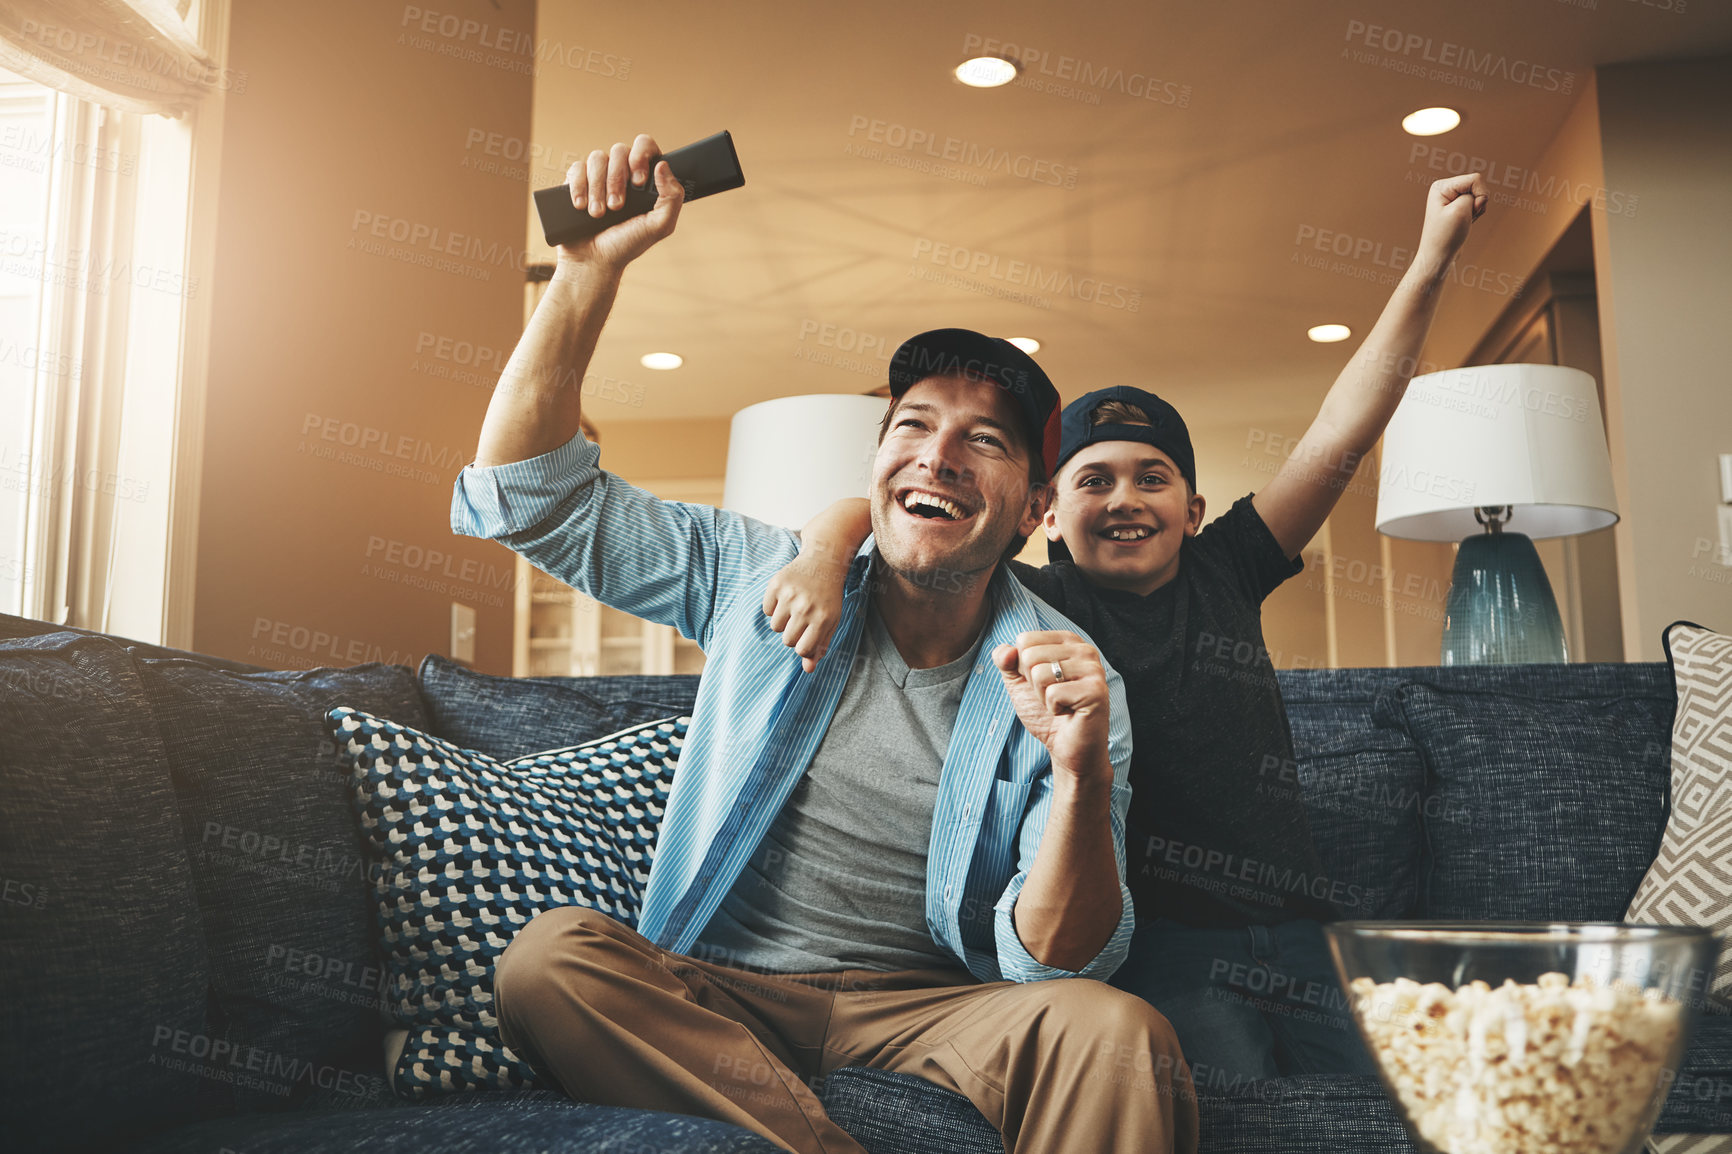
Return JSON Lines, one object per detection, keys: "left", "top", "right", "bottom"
{"left": 451, "top": 431, "right": 1135, "bottom": 983}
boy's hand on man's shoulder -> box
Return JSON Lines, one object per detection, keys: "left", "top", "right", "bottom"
{"left": 763, "top": 553, "right": 848, "bottom": 673}
{"left": 992, "top": 631, "right": 1114, "bottom": 792}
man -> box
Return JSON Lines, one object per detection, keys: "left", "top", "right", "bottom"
{"left": 450, "top": 134, "right": 1198, "bottom": 1154}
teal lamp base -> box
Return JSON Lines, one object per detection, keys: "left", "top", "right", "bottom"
{"left": 1440, "top": 531, "right": 1567, "bottom": 665}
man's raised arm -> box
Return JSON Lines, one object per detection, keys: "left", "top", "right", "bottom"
{"left": 473, "top": 134, "right": 685, "bottom": 469}
{"left": 454, "top": 133, "right": 778, "bottom": 647}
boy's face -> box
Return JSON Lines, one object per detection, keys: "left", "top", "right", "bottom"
{"left": 1044, "top": 440, "right": 1205, "bottom": 596}
{"left": 870, "top": 374, "right": 1045, "bottom": 588}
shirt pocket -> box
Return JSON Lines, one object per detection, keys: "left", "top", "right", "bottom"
{"left": 990, "top": 776, "right": 1036, "bottom": 835}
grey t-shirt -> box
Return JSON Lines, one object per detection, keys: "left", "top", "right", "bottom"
{"left": 693, "top": 607, "right": 982, "bottom": 973}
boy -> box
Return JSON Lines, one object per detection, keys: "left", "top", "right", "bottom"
{"left": 767, "top": 172, "right": 1488, "bottom": 1083}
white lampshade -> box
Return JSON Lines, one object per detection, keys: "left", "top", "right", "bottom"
{"left": 723, "top": 394, "right": 888, "bottom": 530}
{"left": 1375, "top": 364, "right": 1619, "bottom": 542}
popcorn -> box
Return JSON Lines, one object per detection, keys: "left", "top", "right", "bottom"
{"left": 1350, "top": 973, "right": 1684, "bottom": 1154}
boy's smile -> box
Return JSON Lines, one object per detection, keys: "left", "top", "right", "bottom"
{"left": 1045, "top": 441, "right": 1205, "bottom": 596}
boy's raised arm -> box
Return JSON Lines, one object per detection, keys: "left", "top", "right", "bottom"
{"left": 764, "top": 497, "right": 872, "bottom": 672}
{"left": 473, "top": 135, "right": 684, "bottom": 469}
{"left": 1253, "top": 172, "right": 1489, "bottom": 559}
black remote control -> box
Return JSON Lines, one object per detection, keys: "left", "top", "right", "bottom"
{"left": 533, "top": 130, "right": 745, "bottom": 247}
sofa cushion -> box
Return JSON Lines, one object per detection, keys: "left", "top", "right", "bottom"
{"left": 0, "top": 610, "right": 265, "bottom": 671}
{"left": 822, "top": 1068, "right": 1000, "bottom": 1154}
{"left": 124, "top": 1090, "right": 781, "bottom": 1153}
{"left": 0, "top": 633, "right": 216, "bottom": 1150}
{"left": 1195, "top": 1075, "right": 1415, "bottom": 1154}
{"left": 330, "top": 707, "right": 687, "bottom": 1097}
{"left": 417, "top": 654, "right": 696, "bottom": 757}
{"left": 1275, "top": 669, "right": 1427, "bottom": 920}
{"left": 1383, "top": 676, "right": 1673, "bottom": 921}
{"left": 136, "top": 655, "right": 431, "bottom": 1111}
{"left": 821, "top": 1067, "right": 1423, "bottom": 1154}
{"left": 1287, "top": 737, "right": 1427, "bottom": 920}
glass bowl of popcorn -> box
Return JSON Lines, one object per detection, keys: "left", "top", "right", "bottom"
{"left": 1325, "top": 922, "right": 1718, "bottom": 1154}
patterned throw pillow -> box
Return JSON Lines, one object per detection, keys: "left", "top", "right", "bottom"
{"left": 1628, "top": 623, "right": 1732, "bottom": 1154}
{"left": 1628, "top": 622, "right": 1732, "bottom": 998}
{"left": 326, "top": 707, "right": 689, "bottom": 1097}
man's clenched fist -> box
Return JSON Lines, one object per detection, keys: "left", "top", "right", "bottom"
{"left": 992, "top": 630, "right": 1113, "bottom": 788}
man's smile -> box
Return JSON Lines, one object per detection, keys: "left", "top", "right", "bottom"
{"left": 896, "top": 486, "right": 977, "bottom": 524}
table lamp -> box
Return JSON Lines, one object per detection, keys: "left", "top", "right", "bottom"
{"left": 722, "top": 394, "right": 887, "bottom": 530}
{"left": 1374, "top": 364, "right": 1619, "bottom": 664}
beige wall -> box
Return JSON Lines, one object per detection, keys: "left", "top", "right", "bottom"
{"left": 1185, "top": 396, "right": 1459, "bottom": 671}
{"left": 593, "top": 416, "right": 731, "bottom": 483}
{"left": 1595, "top": 56, "right": 1732, "bottom": 660}
{"left": 1193, "top": 417, "right": 1334, "bottom": 670}
{"left": 192, "top": 1, "right": 535, "bottom": 674}
{"left": 1361, "top": 81, "right": 1617, "bottom": 670}
{"left": 1400, "top": 62, "right": 1732, "bottom": 663}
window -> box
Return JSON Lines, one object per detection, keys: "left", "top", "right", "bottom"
{"left": 0, "top": 68, "right": 54, "bottom": 615}
{"left": 0, "top": 0, "right": 227, "bottom": 643}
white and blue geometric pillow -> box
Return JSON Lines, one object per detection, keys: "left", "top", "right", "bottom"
{"left": 325, "top": 707, "right": 688, "bottom": 1097}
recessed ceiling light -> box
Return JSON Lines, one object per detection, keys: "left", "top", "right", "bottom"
{"left": 955, "top": 56, "right": 1019, "bottom": 88}
{"left": 640, "top": 352, "right": 683, "bottom": 370}
{"left": 1007, "top": 337, "right": 1041, "bottom": 354}
{"left": 1307, "top": 324, "right": 1352, "bottom": 343}
{"left": 1402, "top": 107, "right": 1461, "bottom": 136}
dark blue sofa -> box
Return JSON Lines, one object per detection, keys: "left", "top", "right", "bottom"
{"left": 3, "top": 611, "right": 1728, "bottom": 1153}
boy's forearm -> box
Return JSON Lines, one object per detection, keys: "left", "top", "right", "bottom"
{"left": 798, "top": 498, "right": 872, "bottom": 564}
{"left": 1310, "top": 260, "right": 1449, "bottom": 455}
{"left": 473, "top": 261, "right": 623, "bottom": 469}
{"left": 1256, "top": 258, "right": 1453, "bottom": 556}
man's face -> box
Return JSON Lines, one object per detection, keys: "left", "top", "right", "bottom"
{"left": 1044, "top": 440, "right": 1204, "bottom": 595}
{"left": 870, "top": 374, "right": 1045, "bottom": 587}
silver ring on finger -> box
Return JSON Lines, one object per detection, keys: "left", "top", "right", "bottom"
{"left": 1050, "top": 660, "right": 1065, "bottom": 683}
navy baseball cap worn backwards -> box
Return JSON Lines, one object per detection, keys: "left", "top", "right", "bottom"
{"left": 1055, "top": 385, "right": 1196, "bottom": 490}
{"left": 887, "top": 328, "right": 1061, "bottom": 478}
{"left": 1048, "top": 386, "right": 1196, "bottom": 564}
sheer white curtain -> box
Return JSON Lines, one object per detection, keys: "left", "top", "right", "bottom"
{"left": 0, "top": 0, "right": 225, "bottom": 641}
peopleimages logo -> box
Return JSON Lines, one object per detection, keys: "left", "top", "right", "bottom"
{"left": 1341, "top": 19, "right": 1575, "bottom": 94}
{"left": 16, "top": 19, "right": 248, "bottom": 92}
{"left": 909, "top": 238, "right": 1142, "bottom": 312}
{"left": 887, "top": 342, "right": 1030, "bottom": 396}
{"left": 1291, "top": 223, "right": 1527, "bottom": 299}
{"left": 960, "top": 33, "right": 1192, "bottom": 107}
{"left": 1406, "top": 143, "right": 1639, "bottom": 219}
{"left": 397, "top": 6, "right": 631, "bottom": 80}
{"left": 846, "top": 116, "right": 1078, "bottom": 188}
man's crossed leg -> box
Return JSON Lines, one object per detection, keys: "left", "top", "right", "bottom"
{"left": 494, "top": 906, "right": 1200, "bottom": 1154}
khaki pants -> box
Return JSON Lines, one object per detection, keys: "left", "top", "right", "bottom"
{"left": 493, "top": 906, "right": 1199, "bottom": 1154}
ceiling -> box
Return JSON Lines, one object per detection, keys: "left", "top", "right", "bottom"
{"left": 530, "top": 0, "right": 1732, "bottom": 434}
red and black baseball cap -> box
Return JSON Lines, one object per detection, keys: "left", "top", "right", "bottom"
{"left": 886, "top": 328, "right": 1062, "bottom": 478}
